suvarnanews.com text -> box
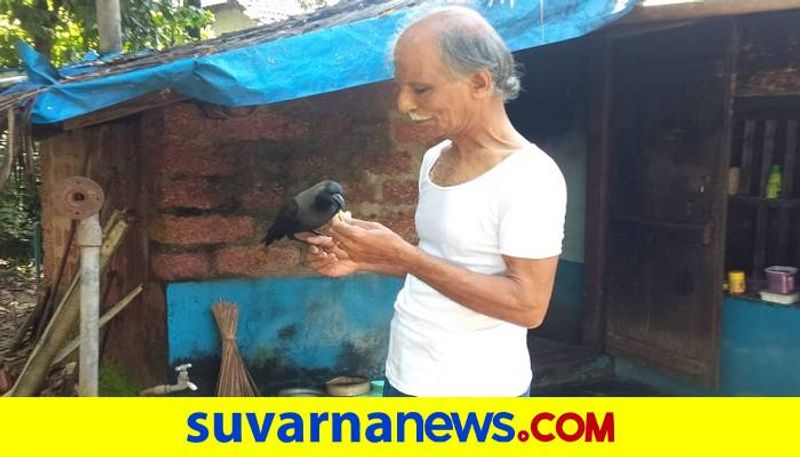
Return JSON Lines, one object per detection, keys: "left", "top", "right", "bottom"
{"left": 187, "top": 410, "right": 615, "bottom": 444}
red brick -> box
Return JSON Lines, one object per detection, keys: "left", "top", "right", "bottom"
{"left": 369, "top": 149, "right": 415, "bottom": 175}
{"left": 161, "top": 104, "right": 308, "bottom": 145}
{"left": 151, "top": 252, "right": 211, "bottom": 281}
{"left": 154, "top": 141, "right": 239, "bottom": 176}
{"left": 380, "top": 210, "right": 418, "bottom": 243}
{"left": 219, "top": 110, "right": 308, "bottom": 142}
{"left": 314, "top": 116, "right": 353, "bottom": 140}
{"left": 391, "top": 117, "right": 436, "bottom": 145}
{"left": 214, "top": 245, "right": 303, "bottom": 277}
{"left": 362, "top": 83, "right": 396, "bottom": 113}
{"left": 240, "top": 183, "right": 286, "bottom": 211}
{"left": 289, "top": 155, "right": 330, "bottom": 175}
{"left": 382, "top": 179, "right": 418, "bottom": 205}
{"left": 301, "top": 82, "right": 394, "bottom": 118}
{"left": 341, "top": 180, "right": 377, "bottom": 204}
{"left": 162, "top": 103, "right": 220, "bottom": 144}
{"left": 154, "top": 177, "right": 224, "bottom": 210}
{"left": 150, "top": 215, "right": 254, "bottom": 245}
{"left": 162, "top": 102, "right": 202, "bottom": 132}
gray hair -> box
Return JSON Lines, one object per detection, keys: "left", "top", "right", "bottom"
{"left": 394, "top": 5, "right": 522, "bottom": 101}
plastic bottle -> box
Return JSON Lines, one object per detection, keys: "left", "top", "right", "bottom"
{"left": 766, "top": 164, "right": 782, "bottom": 199}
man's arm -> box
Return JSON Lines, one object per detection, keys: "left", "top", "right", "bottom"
{"left": 360, "top": 262, "right": 409, "bottom": 278}
{"left": 330, "top": 218, "right": 558, "bottom": 328}
{"left": 400, "top": 249, "right": 557, "bottom": 328}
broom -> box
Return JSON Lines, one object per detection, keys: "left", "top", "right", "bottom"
{"left": 212, "top": 300, "right": 260, "bottom": 397}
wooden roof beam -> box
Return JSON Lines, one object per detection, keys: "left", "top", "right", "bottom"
{"left": 62, "top": 88, "right": 185, "bottom": 130}
{"left": 622, "top": 0, "right": 800, "bottom": 23}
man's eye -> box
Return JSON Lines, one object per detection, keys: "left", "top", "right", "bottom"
{"left": 413, "top": 87, "right": 431, "bottom": 94}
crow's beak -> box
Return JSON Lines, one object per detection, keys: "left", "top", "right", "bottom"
{"left": 332, "top": 193, "right": 345, "bottom": 209}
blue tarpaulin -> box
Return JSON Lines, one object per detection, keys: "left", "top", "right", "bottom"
{"left": 15, "top": 0, "right": 633, "bottom": 124}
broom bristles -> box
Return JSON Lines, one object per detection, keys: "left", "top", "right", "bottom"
{"left": 212, "top": 300, "right": 261, "bottom": 397}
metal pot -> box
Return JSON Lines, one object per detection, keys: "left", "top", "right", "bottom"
{"left": 277, "top": 387, "right": 326, "bottom": 397}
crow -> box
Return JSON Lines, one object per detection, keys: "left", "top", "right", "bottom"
{"left": 262, "top": 180, "right": 345, "bottom": 247}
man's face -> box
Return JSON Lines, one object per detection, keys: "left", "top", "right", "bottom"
{"left": 393, "top": 25, "right": 480, "bottom": 141}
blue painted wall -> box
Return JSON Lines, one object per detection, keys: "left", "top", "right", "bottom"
{"left": 167, "top": 274, "right": 402, "bottom": 394}
{"left": 166, "top": 262, "right": 586, "bottom": 394}
{"left": 615, "top": 297, "right": 800, "bottom": 395}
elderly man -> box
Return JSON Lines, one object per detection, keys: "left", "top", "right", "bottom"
{"left": 304, "top": 6, "right": 566, "bottom": 397}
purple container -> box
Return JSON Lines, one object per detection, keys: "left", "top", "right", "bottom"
{"left": 764, "top": 266, "right": 797, "bottom": 294}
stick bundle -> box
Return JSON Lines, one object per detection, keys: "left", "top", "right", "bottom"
{"left": 212, "top": 300, "right": 260, "bottom": 397}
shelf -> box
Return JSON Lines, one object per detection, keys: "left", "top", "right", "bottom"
{"left": 728, "top": 195, "right": 800, "bottom": 209}
{"left": 610, "top": 214, "right": 707, "bottom": 231}
{"left": 725, "top": 293, "right": 800, "bottom": 308}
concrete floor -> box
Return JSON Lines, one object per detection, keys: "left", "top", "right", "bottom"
{"left": 529, "top": 336, "right": 666, "bottom": 396}
{"left": 533, "top": 378, "right": 666, "bottom": 396}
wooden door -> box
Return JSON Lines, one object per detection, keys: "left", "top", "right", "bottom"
{"left": 604, "top": 21, "right": 735, "bottom": 387}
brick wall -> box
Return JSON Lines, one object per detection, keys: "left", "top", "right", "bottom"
{"left": 145, "top": 82, "right": 431, "bottom": 283}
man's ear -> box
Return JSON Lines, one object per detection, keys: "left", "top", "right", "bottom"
{"left": 470, "top": 69, "right": 493, "bottom": 98}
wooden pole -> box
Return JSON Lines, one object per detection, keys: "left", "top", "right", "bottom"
{"left": 95, "top": 0, "right": 122, "bottom": 53}
{"left": 53, "top": 284, "right": 143, "bottom": 365}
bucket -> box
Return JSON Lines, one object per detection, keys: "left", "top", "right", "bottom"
{"left": 764, "top": 266, "right": 797, "bottom": 294}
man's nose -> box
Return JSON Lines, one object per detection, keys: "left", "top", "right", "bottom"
{"left": 396, "top": 87, "right": 415, "bottom": 113}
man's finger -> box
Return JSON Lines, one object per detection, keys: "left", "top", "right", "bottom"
{"left": 303, "top": 234, "right": 335, "bottom": 248}
{"left": 346, "top": 218, "right": 383, "bottom": 230}
{"left": 294, "top": 231, "right": 317, "bottom": 240}
{"left": 306, "top": 252, "right": 324, "bottom": 263}
{"left": 330, "top": 217, "right": 359, "bottom": 239}
{"left": 308, "top": 252, "right": 333, "bottom": 265}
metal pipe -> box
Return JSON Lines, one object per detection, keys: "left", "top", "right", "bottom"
{"left": 77, "top": 215, "right": 102, "bottom": 397}
{"left": 95, "top": 0, "right": 122, "bottom": 53}
{"left": 622, "top": 0, "right": 800, "bottom": 23}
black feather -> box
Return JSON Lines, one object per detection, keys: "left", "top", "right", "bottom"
{"left": 262, "top": 180, "right": 345, "bottom": 247}
{"left": 261, "top": 200, "right": 298, "bottom": 246}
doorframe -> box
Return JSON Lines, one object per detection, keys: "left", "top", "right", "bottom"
{"left": 583, "top": 31, "right": 612, "bottom": 347}
{"left": 582, "top": 20, "right": 741, "bottom": 375}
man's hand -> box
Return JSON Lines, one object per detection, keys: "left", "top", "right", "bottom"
{"left": 328, "top": 217, "right": 415, "bottom": 266}
{"left": 297, "top": 232, "right": 361, "bottom": 278}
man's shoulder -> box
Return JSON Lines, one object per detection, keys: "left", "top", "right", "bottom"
{"left": 506, "top": 144, "right": 564, "bottom": 181}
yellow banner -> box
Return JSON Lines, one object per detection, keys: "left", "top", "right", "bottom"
{"left": 1, "top": 397, "right": 797, "bottom": 457}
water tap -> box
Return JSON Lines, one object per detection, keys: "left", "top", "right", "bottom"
{"left": 139, "top": 363, "right": 198, "bottom": 396}
{"left": 175, "top": 363, "right": 198, "bottom": 392}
